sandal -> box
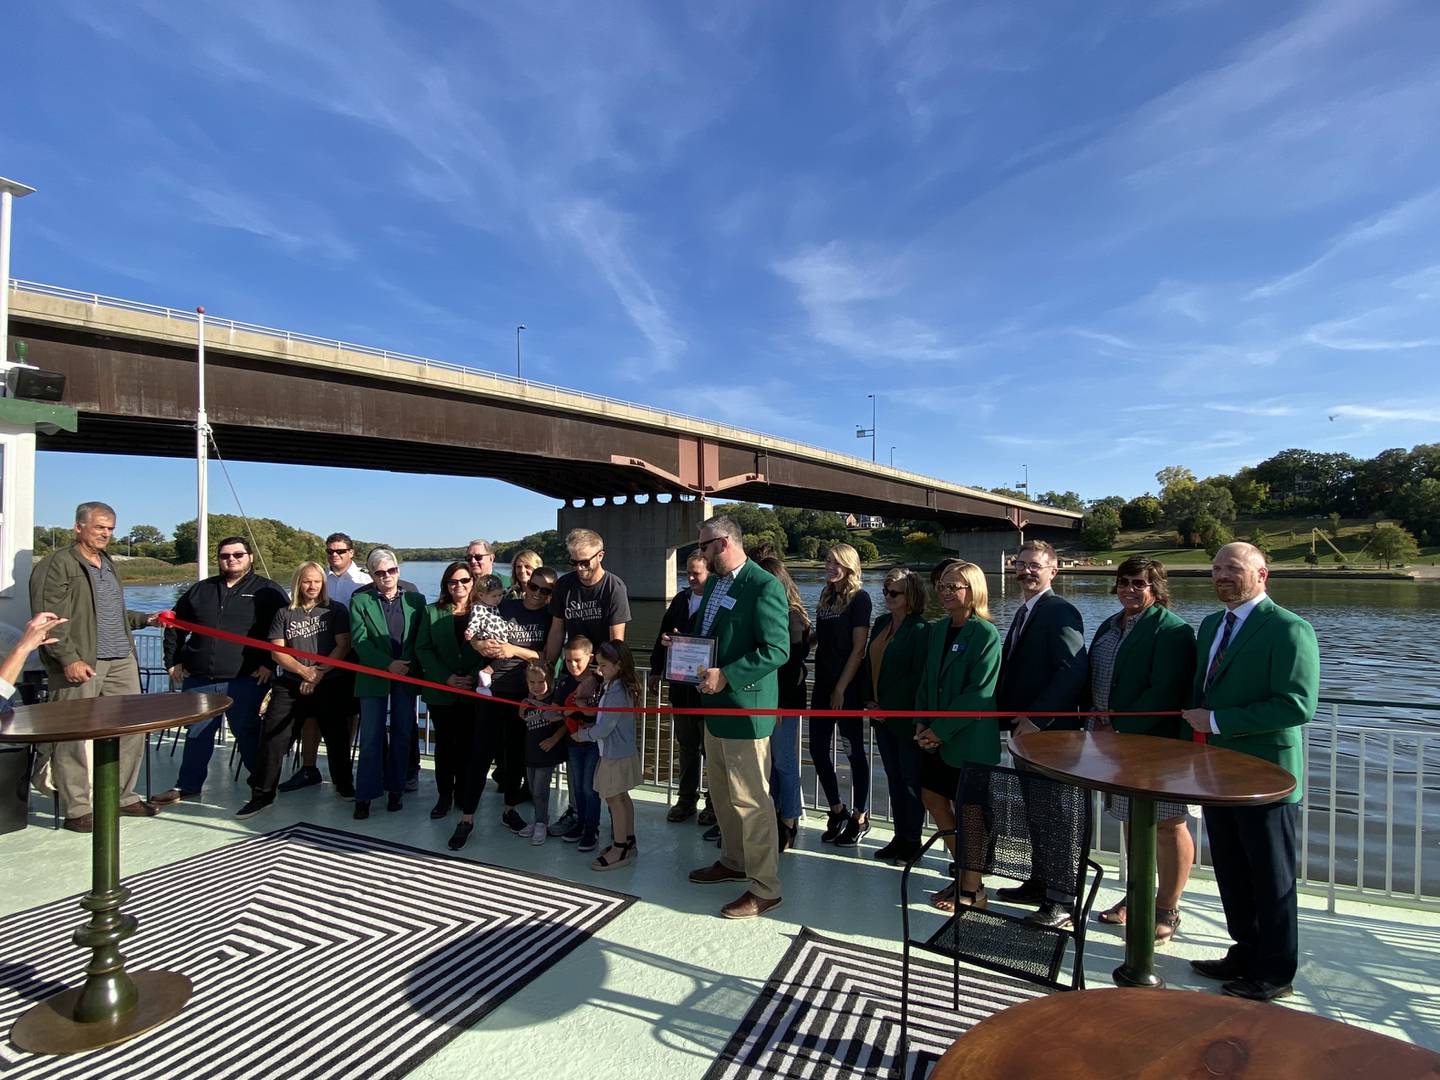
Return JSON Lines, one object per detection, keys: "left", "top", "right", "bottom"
{"left": 591, "top": 838, "right": 637, "bottom": 872}
{"left": 932, "top": 884, "right": 987, "bottom": 913}
{"left": 1155, "top": 907, "right": 1181, "bottom": 943}
{"left": 1097, "top": 899, "right": 1127, "bottom": 925}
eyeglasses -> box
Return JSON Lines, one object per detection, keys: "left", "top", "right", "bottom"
{"left": 1115, "top": 576, "right": 1152, "bottom": 589}
{"left": 696, "top": 536, "right": 726, "bottom": 552}
{"left": 527, "top": 582, "right": 554, "bottom": 596}
{"left": 218, "top": 552, "right": 248, "bottom": 561}
{"left": 937, "top": 581, "right": 971, "bottom": 595}
{"left": 882, "top": 588, "right": 906, "bottom": 599}
{"left": 373, "top": 567, "right": 399, "bottom": 577}
{"left": 448, "top": 576, "right": 473, "bottom": 587}
{"left": 1014, "top": 560, "right": 1050, "bottom": 572}
{"left": 326, "top": 547, "right": 350, "bottom": 555}
{"left": 570, "top": 551, "right": 603, "bottom": 569}
{"left": 466, "top": 552, "right": 493, "bottom": 562}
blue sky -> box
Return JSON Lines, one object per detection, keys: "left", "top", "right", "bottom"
{"left": 5, "top": 0, "right": 1440, "bottom": 545}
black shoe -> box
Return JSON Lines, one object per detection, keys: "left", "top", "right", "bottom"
{"left": 501, "top": 808, "right": 527, "bottom": 834}
{"left": 404, "top": 773, "right": 420, "bottom": 793}
{"left": 562, "top": 820, "right": 586, "bottom": 843}
{"left": 387, "top": 793, "right": 403, "bottom": 812}
{"left": 550, "top": 807, "right": 578, "bottom": 836}
{"left": 447, "top": 820, "right": 473, "bottom": 851}
{"left": 278, "top": 766, "right": 322, "bottom": 793}
{"left": 778, "top": 819, "right": 798, "bottom": 853}
{"left": 334, "top": 785, "right": 355, "bottom": 801}
{"left": 667, "top": 801, "right": 697, "bottom": 823}
{"left": 1221, "top": 977, "right": 1293, "bottom": 1002}
{"left": 236, "top": 796, "right": 273, "bottom": 820}
{"left": 353, "top": 800, "right": 370, "bottom": 820}
{"left": 1191, "top": 956, "right": 1250, "bottom": 981}
{"left": 1026, "top": 902, "right": 1074, "bottom": 930}
{"left": 874, "top": 838, "right": 922, "bottom": 864}
{"left": 577, "top": 831, "right": 599, "bottom": 853}
{"left": 820, "top": 807, "right": 849, "bottom": 844}
{"left": 996, "top": 878, "right": 1046, "bottom": 905}
{"left": 835, "top": 816, "right": 870, "bottom": 847}
{"left": 703, "top": 823, "right": 721, "bottom": 843}
{"left": 430, "top": 798, "right": 452, "bottom": 820}
{"left": 697, "top": 804, "right": 717, "bottom": 828}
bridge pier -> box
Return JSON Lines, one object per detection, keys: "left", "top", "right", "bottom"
{"left": 940, "top": 529, "right": 1021, "bottom": 575}
{"left": 558, "top": 496, "right": 712, "bottom": 601}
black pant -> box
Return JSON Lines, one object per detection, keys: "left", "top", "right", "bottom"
{"left": 668, "top": 681, "right": 706, "bottom": 804}
{"left": 1204, "top": 801, "right": 1300, "bottom": 985}
{"left": 458, "top": 698, "right": 524, "bottom": 814}
{"left": 429, "top": 698, "right": 472, "bottom": 803}
{"left": 256, "top": 680, "right": 353, "bottom": 797}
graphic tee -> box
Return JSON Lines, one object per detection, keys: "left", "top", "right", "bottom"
{"left": 268, "top": 602, "right": 351, "bottom": 684}
{"left": 547, "top": 571, "right": 631, "bottom": 650}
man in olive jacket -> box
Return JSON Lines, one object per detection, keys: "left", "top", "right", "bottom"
{"left": 29, "top": 501, "right": 160, "bottom": 830}
{"left": 685, "top": 515, "right": 790, "bottom": 920}
{"left": 1182, "top": 542, "right": 1319, "bottom": 1002}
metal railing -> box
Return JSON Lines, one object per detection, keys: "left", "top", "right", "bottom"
{"left": 5, "top": 276, "right": 1072, "bottom": 519}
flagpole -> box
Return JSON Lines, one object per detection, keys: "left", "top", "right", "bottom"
{"left": 196, "top": 306, "right": 208, "bottom": 583}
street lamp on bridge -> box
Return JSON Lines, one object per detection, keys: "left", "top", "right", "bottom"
{"left": 856, "top": 393, "right": 876, "bottom": 462}
{"left": 0, "top": 177, "right": 37, "bottom": 376}
{"left": 515, "top": 324, "right": 526, "bottom": 379}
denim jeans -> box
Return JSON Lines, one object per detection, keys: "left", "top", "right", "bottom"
{"left": 768, "top": 715, "right": 803, "bottom": 820}
{"left": 873, "top": 721, "right": 925, "bottom": 842}
{"left": 175, "top": 675, "right": 266, "bottom": 793}
{"left": 356, "top": 687, "right": 418, "bottom": 802}
{"left": 808, "top": 715, "right": 871, "bottom": 815}
{"left": 568, "top": 741, "right": 601, "bottom": 835}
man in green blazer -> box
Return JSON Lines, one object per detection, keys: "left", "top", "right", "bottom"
{"left": 1182, "top": 542, "right": 1319, "bottom": 1002}
{"left": 685, "top": 515, "right": 790, "bottom": 920}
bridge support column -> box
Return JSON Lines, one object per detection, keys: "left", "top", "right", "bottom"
{"left": 558, "top": 497, "right": 713, "bottom": 600}
{"left": 940, "top": 529, "right": 1021, "bottom": 576}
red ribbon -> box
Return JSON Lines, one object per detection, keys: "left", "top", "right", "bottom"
{"left": 155, "top": 611, "right": 1183, "bottom": 721}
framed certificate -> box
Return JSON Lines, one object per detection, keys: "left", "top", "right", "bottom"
{"left": 665, "top": 635, "right": 716, "bottom": 685}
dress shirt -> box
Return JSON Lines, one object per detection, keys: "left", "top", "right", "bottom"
{"left": 1206, "top": 592, "right": 1266, "bottom": 734}
{"left": 326, "top": 563, "right": 372, "bottom": 607}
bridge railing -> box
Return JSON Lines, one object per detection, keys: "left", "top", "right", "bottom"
{"left": 6, "top": 277, "right": 1059, "bottom": 516}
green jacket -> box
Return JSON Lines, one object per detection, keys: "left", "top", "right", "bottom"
{"left": 348, "top": 588, "right": 427, "bottom": 699}
{"left": 29, "top": 545, "right": 150, "bottom": 675}
{"left": 693, "top": 559, "right": 790, "bottom": 739}
{"left": 413, "top": 603, "right": 485, "bottom": 707}
{"left": 1190, "top": 596, "right": 1319, "bottom": 803}
{"left": 864, "top": 612, "right": 929, "bottom": 735}
{"left": 914, "top": 616, "right": 1002, "bottom": 768}
{"left": 1089, "top": 604, "right": 1196, "bottom": 738}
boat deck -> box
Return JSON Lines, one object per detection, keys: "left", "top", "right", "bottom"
{"left": 3, "top": 755, "right": 1437, "bottom": 1077}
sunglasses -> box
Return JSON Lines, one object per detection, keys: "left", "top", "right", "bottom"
{"left": 448, "top": 576, "right": 473, "bottom": 586}
{"left": 937, "top": 582, "right": 971, "bottom": 595}
{"left": 373, "top": 567, "right": 399, "bottom": 577}
{"left": 882, "top": 588, "right": 906, "bottom": 599}
{"left": 570, "top": 552, "right": 602, "bottom": 568}
{"left": 527, "top": 582, "right": 554, "bottom": 595}
{"left": 326, "top": 547, "right": 350, "bottom": 555}
{"left": 1115, "top": 576, "right": 1152, "bottom": 589}
{"left": 466, "top": 552, "right": 493, "bottom": 562}
{"left": 218, "top": 552, "right": 248, "bottom": 561}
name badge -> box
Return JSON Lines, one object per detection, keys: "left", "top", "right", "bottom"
{"left": 951, "top": 643, "right": 967, "bottom": 654}
{"left": 719, "top": 595, "right": 737, "bottom": 610}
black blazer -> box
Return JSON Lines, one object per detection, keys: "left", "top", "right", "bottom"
{"left": 650, "top": 588, "right": 701, "bottom": 681}
{"left": 996, "top": 590, "right": 1089, "bottom": 729}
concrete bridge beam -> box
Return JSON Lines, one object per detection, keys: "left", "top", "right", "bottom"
{"left": 558, "top": 496, "right": 713, "bottom": 601}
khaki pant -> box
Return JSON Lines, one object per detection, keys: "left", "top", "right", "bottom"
{"left": 704, "top": 730, "right": 781, "bottom": 900}
{"left": 42, "top": 655, "right": 145, "bottom": 819}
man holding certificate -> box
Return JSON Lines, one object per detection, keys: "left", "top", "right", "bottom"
{"left": 685, "top": 514, "right": 791, "bottom": 919}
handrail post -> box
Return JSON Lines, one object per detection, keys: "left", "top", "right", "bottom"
{"left": 1327, "top": 703, "right": 1338, "bottom": 914}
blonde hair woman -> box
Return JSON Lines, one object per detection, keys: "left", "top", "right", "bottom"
{"left": 507, "top": 548, "right": 543, "bottom": 600}
{"left": 811, "top": 542, "right": 874, "bottom": 847}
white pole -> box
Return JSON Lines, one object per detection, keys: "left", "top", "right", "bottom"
{"left": 0, "top": 190, "right": 12, "bottom": 371}
{"left": 196, "top": 306, "right": 208, "bottom": 582}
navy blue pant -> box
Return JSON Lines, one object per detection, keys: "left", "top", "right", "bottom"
{"left": 175, "top": 675, "right": 266, "bottom": 793}
{"left": 873, "top": 721, "right": 925, "bottom": 842}
{"left": 357, "top": 687, "right": 417, "bottom": 802}
{"left": 1203, "top": 801, "right": 1301, "bottom": 986}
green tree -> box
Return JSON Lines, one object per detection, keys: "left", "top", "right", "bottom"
{"left": 1164, "top": 482, "right": 1236, "bottom": 543}
{"left": 497, "top": 530, "right": 568, "bottom": 566}
{"left": 715, "top": 502, "right": 787, "bottom": 550}
{"left": 903, "top": 531, "right": 940, "bottom": 558}
{"left": 1230, "top": 472, "right": 1269, "bottom": 513}
{"left": 1195, "top": 513, "right": 1234, "bottom": 557}
{"left": 797, "top": 536, "right": 822, "bottom": 560}
{"left": 1155, "top": 466, "right": 1197, "bottom": 499}
{"left": 1120, "top": 495, "right": 1163, "bottom": 529}
{"left": 1080, "top": 505, "right": 1121, "bottom": 552}
{"left": 1392, "top": 477, "right": 1440, "bottom": 538}
{"left": 1369, "top": 523, "right": 1419, "bottom": 568}
{"left": 128, "top": 524, "right": 166, "bottom": 545}
{"left": 1037, "top": 490, "right": 1084, "bottom": 512}
{"left": 987, "top": 487, "right": 1026, "bottom": 501}
{"left": 852, "top": 538, "right": 880, "bottom": 562}
{"left": 1326, "top": 511, "right": 1342, "bottom": 538}
{"left": 1088, "top": 495, "right": 1126, "bottom": 515}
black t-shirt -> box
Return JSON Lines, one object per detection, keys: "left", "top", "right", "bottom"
{"left": 268, "top": 603, "right": 351, "bottom": 684}
{"left": 812, "top": 590, "right": 873, "bottom": 704}
{"left": 547, "top": 571, "right": 631, "bottom": 650}
{"left": 491, "top": 597, "right": 553, "bottom": 696}
{"left": 523, "top": 697, "right": 569, "bottom": 767}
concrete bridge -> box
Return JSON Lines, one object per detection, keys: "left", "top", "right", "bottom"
{"left": 6, "top": 281, "right": 1080, "bottom": 595}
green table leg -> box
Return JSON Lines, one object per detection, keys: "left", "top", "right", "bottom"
{"left": 11, "top": 736, "right": 192, "bottom": 1054}
{"left": 1113, "top": 795, "right": 1164, "bottom": 988}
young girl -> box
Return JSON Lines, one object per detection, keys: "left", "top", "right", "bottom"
{"left": 567, "top": 640, "right": 641, "bottom": 871}
{"left": 519, "top": 663, "right": 568, "bottom": 846}
{"left": 462, "top": 574, "right": 511, "bottom": 695}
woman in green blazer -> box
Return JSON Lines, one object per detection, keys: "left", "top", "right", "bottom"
{"left": 862, "top": 568, "right": 930, "bottom": 864}
{"left": 1087, "top": 556, "right": 1197, "bottom": 940}
{"left": 914, "top": 560, "right": 1002, "bottom": 912}
{"left": 414, "top": 561, "right": 486, "bottom": 822}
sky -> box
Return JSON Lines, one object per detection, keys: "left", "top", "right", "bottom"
{"left": 4, "top": 0, "right": 1440, "bottom": 545}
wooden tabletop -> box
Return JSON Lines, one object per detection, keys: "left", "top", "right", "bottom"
{"left": 1009, "top": 731, "right": 1296, "bottom": 805}
{"left": 0, "top": 693, "right": 232, "bottom": 743}
{"left": 933, "top": 989, "right": 1440, "bottom": 1080}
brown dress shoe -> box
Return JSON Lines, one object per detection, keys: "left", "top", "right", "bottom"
{"left": 63, "top": 814, "right": 94, "bottom": 833}
{"left": 119, "top": 800, "right": 160, "bottom": 817}
{"left": 721, "top": 891, "right": 783, "bottom": 920}
{"left": 688, "top": 861, "right": 748, "bottom": 885}
{"left": 151, "top": 788, "right": 190, "bottom": 805}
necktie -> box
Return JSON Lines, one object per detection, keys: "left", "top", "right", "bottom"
{"left": 1204, "top": 611, "right": 1238, "bottom": 691}
{"left": 1005, "top": 603, "right": 1028, "bottom": 657}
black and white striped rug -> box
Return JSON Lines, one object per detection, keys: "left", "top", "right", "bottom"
{"left": 0, "top": 823, "right": 635, "bottom": 1079}
{"left": 706, "top": 928, "right": 1047, "bottom": 1080}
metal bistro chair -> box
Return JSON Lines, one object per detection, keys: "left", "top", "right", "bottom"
{"left": 899, "top": 763, "right": 1103, "bottom": 1053}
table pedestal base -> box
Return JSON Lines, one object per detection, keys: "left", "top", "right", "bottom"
{"left": 10, "top": 971, "right": 193, "bottom": 1054}
{"left": 1112, "top": 796, "right": 1165, "bottom": 989}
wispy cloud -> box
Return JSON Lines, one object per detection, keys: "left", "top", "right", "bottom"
{"left": 1204, "top": 402, "right": 1295, "bottom": 417}
{"left": 1329, "top": 403, "right": 1440, "bottom": 423}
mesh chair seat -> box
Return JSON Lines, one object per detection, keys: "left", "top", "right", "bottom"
{"left": 917, "top": 906, "right": 1071, "bottom": 987}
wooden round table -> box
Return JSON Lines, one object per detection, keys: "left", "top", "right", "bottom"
{"left": 0, "top": 692, "right": 231, "bottom": 1054}
{"left": 1009, "top": 731, "right": 1295, "bottom": 990}
{"left": 932, "top": 989, "right": 1440, "bottom": 1079}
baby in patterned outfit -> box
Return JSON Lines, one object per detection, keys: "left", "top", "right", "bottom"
{"left": 463, "top": 574, "right": 511, "bottom": 694}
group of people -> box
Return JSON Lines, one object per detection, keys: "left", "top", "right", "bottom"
{"left": 19, "top": 503, "right": 1321, "bottom": 987}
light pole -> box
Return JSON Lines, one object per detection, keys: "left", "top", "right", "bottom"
{"left": 0, "top": 177, "right": 37, "bottom": 375}
{"left": 195, "top": 306, "right": 209, "bottom": 582}
{"left": 890, "top": 446, "right": 896, "bottom": 467}
{"left": 856, "top": 393, "right": 876, "bottom": 462}
{"left": 515, "top": 324, "right": 526, "bottom": 378}
{"left": 1016, "top": 463, "right": 1029, "bottom": 498}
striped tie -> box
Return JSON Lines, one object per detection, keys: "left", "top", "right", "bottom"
{"left": 1005, "top": 603, "right": 1028, "bottom": 658}
{"left": 1195, "top": 611, "right": 1237, "bottom": 745}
